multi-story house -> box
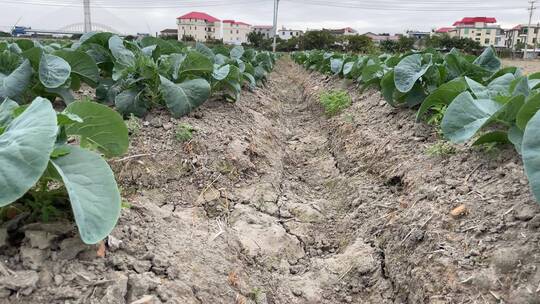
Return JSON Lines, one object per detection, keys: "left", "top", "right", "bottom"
{"left": 222, "top": 20, "right": 252, "bottom": 45}
{"left": 324, "top": 27, "right": 358, "bottom": 36}
{"left": 253, "top": 25, "right": 274, "bottom": 39}
{"left": 278, "top": 27, "right": 304, "bottom": 40}
{"left": 451, "top": 17, "right": 506, "bottom": 47}
{"left": 434, "top": 27, "right": 457, "bottom": 37}
{"left": 505, "top": 24, "right": 540, "bottom": 50}
{"left": 176, "top": 12, "right": 221, "bottom": 42}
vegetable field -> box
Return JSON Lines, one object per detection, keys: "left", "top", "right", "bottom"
{"left": 0, "top": 37, "right": 539, "bottom": 304}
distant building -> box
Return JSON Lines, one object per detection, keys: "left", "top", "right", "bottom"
{"left": 253, "top": 25, "right": 274, "bottom": 38}
{"left": 176, "top": 11, "right": 221, "bottom": 42}
{"left": 277, "top": 27, "right": 303, "bottom": 40}
{"left": 434, "top": 27, "right": 457, "bottom": 37}
{"left": 506, "top": 24, "right": 540, "bottom": 50}
{"left": 324, "top": 27, "right": 358, "bottom": 36}
{"left": 159, "top": 28, "right": 178, "bottom": 38}
{"left": 406, "top": 30, "right": 430, "bottom": 40}
{"left": 222, "top": 20, "right": 252, "bottom": 45}
{"left": 176, "top": 11, "right": 252, "bottom": 44}
{"left": 451, "top": 17, "right": 505, "bottom": 47}
{"left": 363, "top": 32, "right": 400, "bottom": 44}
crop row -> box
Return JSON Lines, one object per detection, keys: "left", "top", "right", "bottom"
{"left": 0, "top": 33, "right": 276, "bottom": 244}
{"left": 292, "top": 48, "right": 540, "bottom": 203}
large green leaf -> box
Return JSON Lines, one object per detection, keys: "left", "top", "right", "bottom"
{"left": 39, "top": 54, "right": 71, "bottom": 89}
{"left": 330, "top": 58, "right": 344, "bottom": 75}
{"left": 473, "top": 131, "right": 509, "bottom": 146}
{"left": 473, "top": 47, "right": 501, "bottom": 73}
{"left": 195, "top": 42, "right": 214, "bottom": 59}
{"left": 179, "top": 51, "right": 213, "bottom": 78}
{"left": 517, "top": 93, "right": 540, "bottom": 130}
{"left": 230, "top": 45, "right": 244, "bottom": 60}
{"left": 509, "top": 125, "right": 524, "bottom": 154}
{"left": 108, "top": 35, "right": 135, "bottom": 68}
{"left": 160, "top": 76, "right": 211, "bottom": 117}
{"left": 394, "top": 54, "right": 432, "bottom": 93}
{"left": 0, "top": 98, "right": 57, "bottom": 206}
{"left": 380, "top": 71, "right": 397, "bottom": 107}
{"left": 65, "top": 101, "right": 129, "bottom": 158}
{"left": 53, "top": 49, "right": 99, "bottom": 87}
{"left": 465, "top": 77, "right": 489, "bottom": 99}
{"left": 50, "top": 146, "right": 121, "bottom": 244}
{"left": 416, "top": 77, "right": 467, "bottom": 122}
{"left": 212, "top": 64, "right": 230, "bottom": 81}
{"left": 442, "top": 91, "right": 502, "bottom": 143}
{"left": 0, "top": 98, "right": 18, "bottom": 126}
{"left": 523, "top": 111, "right": 540, "bottom": 202}
{"left": 0, "top": 59, "right": 33, "bottom": 101}
{"left": 115, "top": 88, "right": 148, "bottom": 117}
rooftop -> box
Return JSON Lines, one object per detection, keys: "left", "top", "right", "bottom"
{"left": 435, "top": 27, "right": 455, "bottom": 33}
{"left": 223, "top": 19, "right": 251, "bottom": 26}
{"left": 453, "top": 17, "right": 497, "bottom": 26}
{"left": 177, "top": 11, "right": 220, "bottom": 23}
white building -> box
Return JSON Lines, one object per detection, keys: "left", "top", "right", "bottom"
{"left": 176, "top": 12, "right": 252, "bottom": 44}
{"left": 506, "top": 24, "right": 540, "bottom": 50}
{"left": 437, "top": 17, "right": 506, "bottom": 48}
{"left": 222, "top": 20, "right": 252, "bottom": 45}
{"left": 277, "top": 27, "right": 303, "bottom": 40}
{"left": 253, "top": 25, "right": 274, "bottom": 39}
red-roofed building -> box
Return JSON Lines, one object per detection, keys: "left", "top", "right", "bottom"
{"left": 435, "top": 17, "right": 505, "bottom": 47}
{"left": 176, "top": 11, "right": 221, "bottom": 42}
{"left": 221, "top": 19, "right": 252, "bottom": 44}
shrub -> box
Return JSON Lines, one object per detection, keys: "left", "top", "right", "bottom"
{"left": 319, "top": 90, "right": 351, "bottom": 116}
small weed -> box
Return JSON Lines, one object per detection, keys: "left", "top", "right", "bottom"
{"left": 344, "top": 113, "right": 354, "bottom": 123}
{"left": 319, "top": 90, "right": 351, "bottom": 116}
{"left": 126, "top": 114, "right": 141, "bottom": 136}
{"left": 249, "top": 287, "right": 265, "bottom": 303}
{"left": 175, "top": 123, "right": 195, "bottom": 142}
{"left": 121, "top": 201, "right": 132, "bottom": 209}
{"left": 426, "top": 141, "right": 456, "bottom": 156}
{"left": 216, "top": 160, "right": 237, "bottom": 176}
{"left": 426, "top": 104, "right": 447, "bottom": 127}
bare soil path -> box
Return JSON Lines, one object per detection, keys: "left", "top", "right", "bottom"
{"left": 1, "top": 58, "right": 539, "bottom": 304}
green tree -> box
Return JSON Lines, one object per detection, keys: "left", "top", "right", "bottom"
{"left": 345, "top": 35, "right": 374, "bottom": 53}
{"left": 299, "top": 30, "right": 336, "bottom": 50}
{"left": 396, "top": 36, "right": 415, "bottom": 52}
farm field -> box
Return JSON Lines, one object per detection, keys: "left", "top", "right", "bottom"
{"left": 503, "top": 58, "right": 540, "bottom": 74}
{"left": 1, "top": 61, "right": 538, "bottom": 303}
{"left": 2, "top": 34, "right": 540, "bottom": 303}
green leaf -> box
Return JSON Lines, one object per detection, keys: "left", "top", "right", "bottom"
{"left": 416, "top": 77, "right": 467, "bottom": 122}
{"left": 330, "top": 58, "right": 344, "bottom": 75}
{"left": 487, "top": 73, "right": 515, "bottom": 97}
{"left": 342, "top": 61, "right": 355, "bottom": 76}
{"left": 50, "top": 146, "right": 121, "bottom": 244}
{"left": 212, "top": 64, "right": 230, "bottom": 81}
{"left": 380, "top": 71, "right": 397, "bottom": 107}
{"left": 442, "top": 91, "right": 502, "bottom": 143}
{"left": 39, "top": 54, "right": 71, "bottom": 89}
{"left": 179, "top": 51, "right": 213, "bottom": 78}
{"left": 65, "top": 101, "right": 129, "bottom": 158}
{"left": 509, "top": 124, "right": 524, "bottom": 154}
{"left": 473, "top": 131, "right": 509, "bottom": 146}
{"left": 394, "top": 54, "right": 432, "bottom": 93}
{"left": 115, "top": 89, "right": 148, "bottom": 117}
{"left": 50, "top": 145, "right": 71, "bottom": 158}
{"left": 0, "top": 60, "right": 33, "bottom": 101}
{"left": 53, "top": 49, "right": 99, "bottom": 87}
{"left": 45, "top": 86, "right": 75, "bottom": 105}
{"left": 473, "top": 47, "right": 501, "bottom": 73}
{"left": 57, "top": 112, "right": 83, "bottom": 126}
{"left": 0, "top": 98, "right": 18, "bottom": 126}
{"left": 516, "top": 93, "right": 540, "bottom": 130}
{"left": 522, "top": 111, "right": 540, "bottom": 202}
{"left": 0, "top": 97, "right": 58, "bottom": 206}
{"left": 159, "top": 76, "right": 211, "bottom": 118}
{"left": 108, "top": 35, "right": 135, "bottom": 68}
{"left": 230, "top": 46, "right": 245, "bottom": 60}
{"left": 195, "top": 42, "right": 215, "bottom": 59}
{"left": 496, "top": 95, "right": 525, "bottom": 123}
{"left": 511, "top": 76, "right": 530, "bottom": 97}
{"left": 465, "top": 77, "right": 489, "bottom": 99}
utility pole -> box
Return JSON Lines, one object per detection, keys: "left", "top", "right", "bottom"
{"left": 536, "top": 22, "right": 540, "bottom": 54}
{"left": 272, "top": 0, "right": 280, "bottom": 52}
{"left": 525, "top": 0, "right": 537, "bottom": 59}
{"left": 83, "top": 0, "right": 92, "bottom": 33}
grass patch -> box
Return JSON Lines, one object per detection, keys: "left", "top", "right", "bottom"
{"left": 175, "top": 123, "right": 195, "bottom": 142}
{"left": 126, "top": 113, "right": 141, "bottom": 136}
{"left": 425, "top": 141, "right": 456, "bottom": 156}
{"left": 319, "top": 89, "right": 351, "bottom": 117}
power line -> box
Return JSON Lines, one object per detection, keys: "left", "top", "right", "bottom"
{"left": 282, "top": 0, "right": 521, "bottom": 11}
{"left": 0, "top": 0, "right": 270, "bottom": 8}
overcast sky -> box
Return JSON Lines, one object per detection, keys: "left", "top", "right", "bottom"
{"left": 0, "top": 0, "right": 531, "bottom": 35}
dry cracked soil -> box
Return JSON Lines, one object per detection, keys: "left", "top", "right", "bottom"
{"left": 1, "top": 57, "right": 540, "bottom": 304}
